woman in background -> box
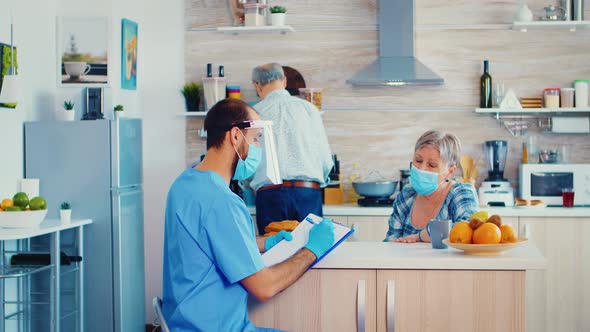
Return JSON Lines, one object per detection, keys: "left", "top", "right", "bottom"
{"left": 384, "top": 130, "right": 478, "bottom": 243}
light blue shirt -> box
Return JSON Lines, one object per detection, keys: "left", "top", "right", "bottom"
{"left": 249, "top": 89, "right": 334, "bottom": 191}
{"left": 162, "top": 168, "right": 267, "bottom": 332}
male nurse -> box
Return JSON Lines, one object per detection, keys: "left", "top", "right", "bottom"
{"left": 162, "top": 98, "right": 335, "bottom": 331}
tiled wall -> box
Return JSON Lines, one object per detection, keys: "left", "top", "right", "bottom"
{"left": 185, "top": 0, "right": 590, "bottom": 191}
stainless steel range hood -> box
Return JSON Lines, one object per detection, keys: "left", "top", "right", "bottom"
{"left": 348, "top": 0, "right": 444, "bottom": 86}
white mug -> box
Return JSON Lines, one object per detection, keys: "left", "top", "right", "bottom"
{"left": 64, "top": 62, "right": 91, "bottom": 78}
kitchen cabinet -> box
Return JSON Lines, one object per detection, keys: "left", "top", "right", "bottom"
{"left": 249, "top": 268, "right": 526, "bottom": 332}
{"left": 377, "top": 270, "right": 525, "bottom": 332}
{"left": 520, "top": 217, "right": 590, "bottom": 332}
{"left": 248, "top": 269, "right": 377, "bottom": 332}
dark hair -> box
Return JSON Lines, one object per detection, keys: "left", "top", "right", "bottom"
{"left": 204, "top": 98, "right": 255, "bottom": 150}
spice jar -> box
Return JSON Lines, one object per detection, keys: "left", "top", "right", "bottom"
{"left": 574, "top": 79, "right": 589, "bottom": 108}
{"left": 298, "top": 88, "right": 323, "bottom": 111}
{"left": 543, "top": 88, "right": 560, "bottom": 109}
{"left": 560, "top": 87, "right": 574, "bottom": 108}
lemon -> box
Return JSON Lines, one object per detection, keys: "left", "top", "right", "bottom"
{"left": 470, "top": 211, "right": 489, "bottom": 222}
{"left": 1, "top": 198, "right": 13, "bottom": 209}
{"left": 12, "top": 192, "right": 29, "bottom": 209}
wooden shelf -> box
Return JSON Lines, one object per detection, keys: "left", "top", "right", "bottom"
{"left": 512, "top": 21, "right": 590, "bottom": 32}
{"left": 216, "top": 25, "right": 294, "bottom": 35}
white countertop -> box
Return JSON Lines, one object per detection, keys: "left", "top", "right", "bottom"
{"left": 313, "top": 241, "right": 546, "bottom": 270}
{"left": 248, "top": 205, "right": 590, "bottom": 217}
{"left": 0, "top": 219, "right": 93, "bottom": 240}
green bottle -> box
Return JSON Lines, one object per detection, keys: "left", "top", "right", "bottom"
{"left": 480, "top": 60, "right": 492, "bottom": 108}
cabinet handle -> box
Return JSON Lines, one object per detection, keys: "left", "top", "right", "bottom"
{"left": 387, "top": 280, "right": 395, "bottom": 332}
{"left": 524, "top": 223, "right": 530, "bottom": 239}
{"left": 357, "top": 280, "right": 365, "bottom": 332}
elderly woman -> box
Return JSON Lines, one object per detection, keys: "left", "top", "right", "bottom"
{"left": 384, "top": 130, "right": 478, "bottom": 243}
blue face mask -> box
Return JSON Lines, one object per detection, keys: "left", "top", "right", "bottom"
{"left": 410, "top": 165, "right": 442, "bottom": 196}
{"left": 233, "top": 132, "right": 262, "bottom": 181}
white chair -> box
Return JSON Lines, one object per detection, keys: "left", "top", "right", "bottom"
{"left": 152, "top": 296, "right": 170, "bottom": 332}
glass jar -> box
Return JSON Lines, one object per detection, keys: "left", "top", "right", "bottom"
{"left": 243, "top": 3, "right": 266, "bottom": 27}
{"left": 560, "top": 87, "right": 575, "bottom": 108}
{"left": 299, "top": 88, "right": 323, "bottom": 111}
{"left": 543, "top": 88, "right": 560, "bottom": 109}
{"left": 574, "top": 79, "right": 589, "bottom": 108}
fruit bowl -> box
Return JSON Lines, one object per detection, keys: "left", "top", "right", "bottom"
{"left": 442, "top": 239, "right": 528, "bottom": 256}
{"left": 0, "top": 210, "right": 48, "bottom": 228}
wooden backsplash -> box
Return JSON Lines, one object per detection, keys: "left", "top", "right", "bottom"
{"left": 185, "top": 0, "right": 590, "bottom": 189}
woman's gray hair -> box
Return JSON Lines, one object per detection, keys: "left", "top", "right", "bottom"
{"left": 252, "top": 63, "right": 285, "bottom": 86}
{"left": 414, "top": 130, "right": 462, "bottom": 167}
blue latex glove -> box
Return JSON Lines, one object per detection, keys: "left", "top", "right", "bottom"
{"left": 264, "top": 230, "right": 293, "bottom": 251}
{"left": 304, "top": 218, "right": 335, "bottom": 259}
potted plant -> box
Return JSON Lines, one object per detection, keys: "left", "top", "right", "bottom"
{"left": 114, "top": 104, "right": 124, "bottom": 120}
{"left": 56, "top": 100, "right": 76, "bottom": 121}
{"left": 181, "top": 82, "right": 202, "bottom": 112}
{"left": 60, "top": 201, "right": 71, "bottom": 224}
{"left": 270, "top": 6, "right": 287, "bottom": 26}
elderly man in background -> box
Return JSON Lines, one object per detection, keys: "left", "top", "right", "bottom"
{"left": 249, "top": 63, "right": 334, "bottom": 235}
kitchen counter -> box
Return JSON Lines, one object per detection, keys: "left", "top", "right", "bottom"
{"left": 313, "top": 241, "right": 546, "bottom": 270}
{"left": 248, "top": 205, "right": 590, "bottom": 217}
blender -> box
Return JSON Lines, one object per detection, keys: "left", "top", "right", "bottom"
{"left": 478, "top": 140, "right": 515, "bottom": 206}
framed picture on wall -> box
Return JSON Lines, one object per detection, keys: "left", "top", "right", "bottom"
{"left": 121, "top": 18, "right": 138, "bottom": 90}
{"left": 57, "top": 17, "right": 109, "bottom": 86}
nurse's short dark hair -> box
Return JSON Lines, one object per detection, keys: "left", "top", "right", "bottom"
{"left": 204, "top": 98, "right": 256, "bottom": 150}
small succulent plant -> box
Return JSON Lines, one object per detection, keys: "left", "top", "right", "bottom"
{"left": 270, "top": 6, "right": 287, "bottom": 14}
{"left": 63, "top": 100, "right": 75, "bottom": 110}
{"left": 60, "top": 201, "right": 71, "bottom": 210}
{"left": 114, "top": 104, "right": 124, "bottom": 112}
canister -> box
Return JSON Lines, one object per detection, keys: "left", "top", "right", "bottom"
{"left": 543, "top": 88, "right": 560, "bottom": 109}
{"left": 227, "top": 85, "right": 241, "bottom": 99}
{"left": 560, "top": 87, "right": 575, "bottom": 108}
{"left": 574, "top": 79, "right": 589, "bottom": 108}
{"left": 243, "top": 3, "right": 266, "bottom": 27}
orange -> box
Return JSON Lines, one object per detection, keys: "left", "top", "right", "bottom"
{"left": 473, "top": 223, "right": 501, "bottom": 244}
{"left": 1, "top": 198, "right": 13, "bottom": 209}
{"left": 500, "top": 224, "right": 517, "bottom": 243}
{"left": 449, "top": 221, "right": 473, "bottom": 244}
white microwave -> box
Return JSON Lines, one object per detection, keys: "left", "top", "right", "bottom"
{"left": 519, "top": 164, "right": 590, "bottom": 206}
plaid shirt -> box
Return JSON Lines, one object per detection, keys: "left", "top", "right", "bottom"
{"left": 384, "top": 182, "right": 479, "bottom": 241}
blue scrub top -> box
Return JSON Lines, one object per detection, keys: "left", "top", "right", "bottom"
{"left": 162, "top": 167, "right": 266, "bottom": 331}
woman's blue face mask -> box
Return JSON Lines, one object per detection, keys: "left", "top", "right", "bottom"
{"left": 232, "top": 130, "right": 262, "bottom": 181}
{"left": 410, "top": 164, "right": 446, "bottom": 196}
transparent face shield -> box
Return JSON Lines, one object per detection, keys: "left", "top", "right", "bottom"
{"left": 230, "top": 120, "right": 281, "bottom": 184}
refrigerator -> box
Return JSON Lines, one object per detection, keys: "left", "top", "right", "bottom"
{"left": 24, "top": 119, "right": 145, "bottom": 332}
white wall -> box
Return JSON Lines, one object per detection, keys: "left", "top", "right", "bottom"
{"left": 0, "top": 0, "right": 186, "bottom": 325}
{"left": 140, "top": 1, "right": 186, "bottom": 323}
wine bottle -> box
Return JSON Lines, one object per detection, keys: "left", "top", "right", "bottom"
{"left": 480, "top": 60, "right": 492, "bottom": 108}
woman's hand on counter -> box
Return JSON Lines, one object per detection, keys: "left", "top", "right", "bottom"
{"left": 393, "top": 233, "right": 420, "bottom": 243}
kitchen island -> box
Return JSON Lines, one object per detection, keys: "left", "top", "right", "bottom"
{"left": 248, "top": 241, "right": 545, "bottom": 332}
